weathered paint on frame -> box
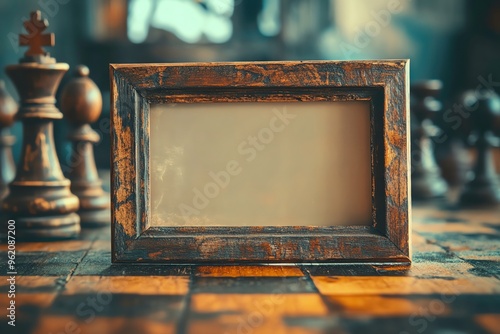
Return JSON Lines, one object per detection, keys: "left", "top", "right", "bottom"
{"left": 110, "top": 60, "right": 411, "bottom": 264}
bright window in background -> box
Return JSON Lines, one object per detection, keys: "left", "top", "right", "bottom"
{"left": 258, "top": 0, "right": 281, "bottom": 37}
{"left": 127, "top": 0, "right": 235, "bottom": 43}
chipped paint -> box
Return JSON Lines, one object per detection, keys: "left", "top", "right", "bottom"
{"left": 111, "top": 61, "right": 410, "bottom": 263}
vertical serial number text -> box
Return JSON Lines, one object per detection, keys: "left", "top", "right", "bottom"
{"left": 6, "top": 219, "right": 16, "bottom": 327}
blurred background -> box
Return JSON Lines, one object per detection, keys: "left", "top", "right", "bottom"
{"left": 0, "top": 0, "right": 499, "bottom": 187}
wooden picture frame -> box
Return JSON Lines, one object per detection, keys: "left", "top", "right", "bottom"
{"left": 110, "top": 60, "right": 411, "bottom": 264}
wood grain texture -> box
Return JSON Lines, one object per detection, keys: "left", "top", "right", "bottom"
{"left": 110, "top": 60, "right": 410, "bottom": 263}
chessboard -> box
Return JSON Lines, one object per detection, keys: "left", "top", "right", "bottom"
{"left": 0, "top": 203, "right": 498, "bottom": 334}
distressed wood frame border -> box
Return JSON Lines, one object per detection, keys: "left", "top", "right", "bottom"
{"left": 110, "top": 60, "right": 411, "bottom": 264}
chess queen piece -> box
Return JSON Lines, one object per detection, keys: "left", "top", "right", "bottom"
{"left": 0, "top": 80, "right": 18, "bottom": 203}
{"left": 2, "top": 11, "right": 80, "bottom": 239}
{"left": 411, "top": 80, "right": 448, "bottom": 199}
{"left": 459, "top": 90, "right": 500, "bottom": 206}
{"left": 60, "top": 65, "right": 110, "bottom": 227}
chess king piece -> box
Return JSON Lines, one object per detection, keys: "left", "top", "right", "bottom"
{"left": 2, "top": 11, "right": 80, "bottom": 239}
{"left": 0, "top": 80, "right": 18, "bottom": 203}
{"left": 411, "top": 80, "right": 448, "bottom": 199}
{"left": 459, "top": 90, "right": 500, "bottom": 206}
{"left": 60, "top": 65, "right": 110, "bottom": 226}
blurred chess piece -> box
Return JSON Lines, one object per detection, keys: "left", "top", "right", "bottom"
{"left": 459, "top": 90, "right": 500, "bottom": 206}
{"left": 436, "top": 135, "right": 470, "bottom": 188}
{"left": 0, "top": 80, "right": 18, "bottom": 203}
{"left": 60, "top": 65, "right": 110, "bottom": 227}
{"left": 411, "top": 80, "right": 448, "bottom": 200}
{"left": 2, "top": 11, "right": 80, "bottom": 239}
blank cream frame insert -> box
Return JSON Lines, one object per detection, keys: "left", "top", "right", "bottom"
{"left": 150, "top": 101, "right": 371, "bottom": 227}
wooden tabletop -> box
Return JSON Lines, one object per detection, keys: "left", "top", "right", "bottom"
{"left": 1, "top": 203, "right": 499, "bottom": 334}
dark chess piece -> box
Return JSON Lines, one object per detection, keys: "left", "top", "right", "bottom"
{"left": 459, "top": 90, "right": 500, "bottom": 206}
{"left": 0, "top": 80, "right": 18, "bottom": 203}
{"left": 2, "top": 11, "right": 80, "bottom": 239}
{"left": 411, "top": 80, "right": 448, "bottom": 199}
{"left": 436, "top": 135, "right": 470, "bottom": 188}
{"left": 60, "top": 65, "right": 110, "bottom": 227}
